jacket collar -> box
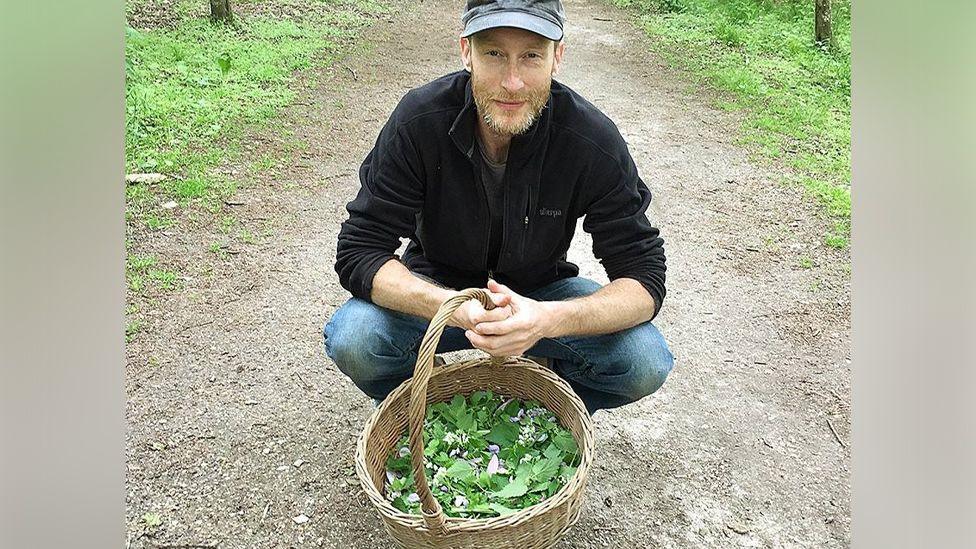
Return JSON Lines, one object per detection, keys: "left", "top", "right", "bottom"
{"left": 448, "top": 72, "right": 552, "bottom": 167}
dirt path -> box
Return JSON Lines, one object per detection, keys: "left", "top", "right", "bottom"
{"left": 125, "top": 0, "right": 851, "bottom": 547}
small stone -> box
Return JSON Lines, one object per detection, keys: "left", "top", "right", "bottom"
{"left": 161, "top": 200, "right": 178, "bottom": 209}
{"left": 603, "top": 496, "right": 613, "bottom": 508}
{"left": 277, "top": 465, "right": 289, "bottom": 471}
{"left": 727, "top": 521, "right": 750, "bottom": 534}
{"left": 125, "top": 173, "right": 167, "bottom": 185}
{"left": 292, "top": 514, "right": 309, "bottom": 524}
{"left": 294, "top": 459, "right": 305, "bottom": 468}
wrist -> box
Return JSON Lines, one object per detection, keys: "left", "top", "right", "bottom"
{"left": 539, "top": 300, "right": 577, "bottom": 339}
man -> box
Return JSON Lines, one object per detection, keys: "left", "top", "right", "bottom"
{"left": 324, "top": 0, "right": 673, "bottom": 414}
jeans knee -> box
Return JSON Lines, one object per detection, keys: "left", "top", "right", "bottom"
{"left": 585, "top": 323, "right": 674, "bottom": 402}
{"left": 628, "top": 346, "right": 673, "bottom": 400}
{"left": 323, "top": 304, "right": 414, "bottom": 385}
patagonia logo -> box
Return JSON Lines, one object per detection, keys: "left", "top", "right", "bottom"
{"left": 538, "top": 207, "right": 563, "bottom": 218}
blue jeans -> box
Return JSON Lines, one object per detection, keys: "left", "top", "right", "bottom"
{"left": 323, "top": 277, "right": 674, "bottom": 414}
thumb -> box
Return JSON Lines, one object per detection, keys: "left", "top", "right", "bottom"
{"left": 487, "top": 278, "right": 507, "bottom": 293}
{"left": 488, "top": 278, "right": 518, "bottom": 298}
{"left": 489, "top": 291, "right": 512, "bottom": 308}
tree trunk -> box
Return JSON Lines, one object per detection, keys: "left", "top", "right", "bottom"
{"left": 210, "top": 0, "right": 235, "bottom": 26}
{"left": 815, "top": 0, "right": 833, "bottom": 49}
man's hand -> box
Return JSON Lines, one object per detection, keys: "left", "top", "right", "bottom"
{"left": 464, "top": 279, "right": 555, "bottom": 357}
{"left": 449, "top": 289, "right": 513, "bottom": 331}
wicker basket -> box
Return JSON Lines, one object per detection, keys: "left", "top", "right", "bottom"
{"left": 355, "top": 288, "right": 595, "bottom": 549}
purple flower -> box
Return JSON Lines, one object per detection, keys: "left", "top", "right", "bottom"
{"left": 488, "top": 444, "right": 500, "bottom": 454}
{"left": 385, "top": 471, "right": 396, "bottom": 485}
{"left": 407, "top": 493, "right": 420, "bottom": 504}
{"left": 487, "top": 453, "right": 499, "bottom": 475}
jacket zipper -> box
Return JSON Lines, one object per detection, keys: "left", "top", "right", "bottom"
{"left": 468, "top": 147, "right": 493, "bottom": 280}
{"left": 519, "top": 188, "right": 530, "bottom": 258}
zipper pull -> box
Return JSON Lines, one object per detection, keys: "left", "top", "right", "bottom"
{"left": 523, "top": 216, "right": 529, "bottom": 227}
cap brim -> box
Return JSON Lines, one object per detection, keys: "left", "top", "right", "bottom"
{"left": 461, "top": 12, "right": 563, "bottom": 41}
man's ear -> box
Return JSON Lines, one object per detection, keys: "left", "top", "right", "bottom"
{"left": 551, "top": 40, "right": 566, "bottom": 76}
{"left": 460, "top": 37, "right": 473, "bottom": 72}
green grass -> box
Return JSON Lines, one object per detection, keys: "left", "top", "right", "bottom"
{"left": 610, "top": 0, "right": 851, "bottom": 247}
{"left": 125, "top": 0, "right": 386, "bottom": 219}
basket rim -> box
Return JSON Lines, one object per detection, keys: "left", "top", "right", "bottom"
{"left": 355, "top": 355, "right": 594, "bottom": 532}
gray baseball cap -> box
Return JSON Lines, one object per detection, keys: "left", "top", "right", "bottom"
{"left": 461, "top": 0, "right": 566, "bottom": 41}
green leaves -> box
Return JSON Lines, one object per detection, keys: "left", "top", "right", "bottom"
{"left": 486, "top": 420, "right": 518, "bottom": 447}
{"left": 445, "top": 460, "right": 475, "bottom": 484}
{"left": 531, "top": 457, "right": 561, "bottom": 484}
{"left": 492, "top": 477, "right": 529, "bottom": 499}
{"left": 384, "top": 391, "right": 580, "bottom": 518}
{"left": 216, "top": 52, "right": 232, "bottom": 77}
{"left": 552, "top": 431, "right": 578, "bottom": 454}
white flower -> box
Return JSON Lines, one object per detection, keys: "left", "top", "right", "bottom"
{"left": 527, "top": 407, "right": 546, "bottom": 418}
{"left": 487, "top": 454, "right": 499, "bottom": 475}
{"left": 407, "top": 493, "right": 420, "bottom": 504}
{"left": 399, "top": 446, "right": 410, "bottom": 458}
{"left": 453, "top": 495, "right": 468, "bottom": 507}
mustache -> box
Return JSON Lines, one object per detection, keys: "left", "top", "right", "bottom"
{"left": 490, "top": 96, "right": 530, "bottom": 103}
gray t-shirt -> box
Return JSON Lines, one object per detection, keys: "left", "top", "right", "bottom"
{"left": 476, "top": 139, "right": 506, "bottom": 271}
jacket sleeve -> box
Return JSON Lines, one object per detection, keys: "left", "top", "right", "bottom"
{"left": 335, "top": 115, "right": 425, "bottom": 302}
{"left": 581, "top": 135, "right": 667, "bottom": 319}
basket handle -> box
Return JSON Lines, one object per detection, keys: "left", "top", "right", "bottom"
{"left": 407, "top": 288, "right": 508, "bottom": 534}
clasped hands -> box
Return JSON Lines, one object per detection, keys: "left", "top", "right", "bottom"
{"left": 448, "top": 279, "right": 551, "bottom": 357}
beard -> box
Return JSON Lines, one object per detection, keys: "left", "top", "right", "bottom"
{"left": 471, "top": 73, "right": 551, "bottom": 136}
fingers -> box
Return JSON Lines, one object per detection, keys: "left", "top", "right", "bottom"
{"left": 473, "top": 316, "right": 518, "bottom": 336}
{"left": 464, "top": 328, "right": 532, "bottom": 356}
{"left": 465, "top": 330, "right": 523, "bottom": 356}
{"left": 479, "top": 305, "right": 512, "bottom": 323}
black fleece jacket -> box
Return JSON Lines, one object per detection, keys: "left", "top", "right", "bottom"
{"left": 335, "top": 70, "right": 667, "bottom": 318}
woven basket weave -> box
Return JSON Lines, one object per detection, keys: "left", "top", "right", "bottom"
{"left": 355, "top": 288, "right": 595, "bottom": 549}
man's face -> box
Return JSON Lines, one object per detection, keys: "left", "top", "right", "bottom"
{"left": 460, "top": 27, "right": 565, "bottom": 136}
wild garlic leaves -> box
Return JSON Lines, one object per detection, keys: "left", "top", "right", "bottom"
{"left": 384, "top": 390, "right": 579, "bottom": 518}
